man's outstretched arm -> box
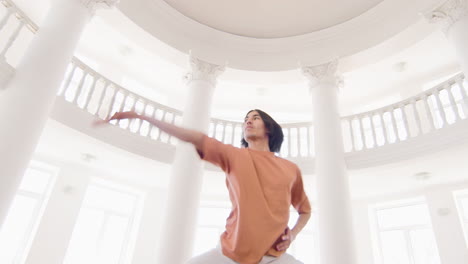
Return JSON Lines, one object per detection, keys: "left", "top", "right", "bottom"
{"left": 94, "top": 111, "right": 205, "bottom": 151}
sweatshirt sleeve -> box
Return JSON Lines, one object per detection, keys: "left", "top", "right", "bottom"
{"left": 291, "top": 166, "right": 312, "bottom": 214}
{"left": 197, "top": 135, "right": 236, "bottom": 173}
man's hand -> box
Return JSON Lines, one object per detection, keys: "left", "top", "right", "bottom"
{"left": 92, "top": 111, "right": 140, "bottom": 127}
{"left": 275, "top": 227, "right": 296, "bottom": 252}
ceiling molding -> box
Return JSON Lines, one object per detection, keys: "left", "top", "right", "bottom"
{"left": 117, "top": 0, "right": 445, "bottom": 71}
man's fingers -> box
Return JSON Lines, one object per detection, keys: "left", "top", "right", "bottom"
{"left": 276, "top": 241, "right": 290, "bottom": 251}
{"left": 92, "top": 119, "right": 108, "bottom": 127}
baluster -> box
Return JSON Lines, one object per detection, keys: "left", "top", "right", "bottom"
{"left": 220, "top": 122, "right": 226, "bottom": 143}
{"left": 167, "top": 112, "right": 176, "bottom": 143}
{"left": 137, "top": 100, "right": 147, "bottom": 135}
{"left": 457, "top": 78, "right": 468, "bottom": 116}
{"left": 126, "top": 96, "right": 137, "bottom": 130}
{"left": 400, "top": 104, "right": 410, "bottom": 139}
{"left": 411, "top": 99, "right": 423, "bottom": 136}
{"left": 82, "top": 76, "right": 98, "bottom": 110}
{"left": 287, "top": 127, "right": 291, "bottom": 157}
{"left": 116, "top": 92, "right": 128, "bottom": 126}
{"left": 358, "top": 116, "right": 367, "bottom": 149}
{"left": 348, "top": 118, "right": 356, "bottom": 151}
{"left": 434, "top": 88, "right": 447, "bottom": 127}
{"left": 379, "top": 112, "right": 388, "bottom": 145}
{"left": 0, "top": 18, "right": 24, "bottom": 58}
{"left": 93, "top": 81, "right": 109, "bottom": 116}
{"left": 140, "top": 104, "right": 153, "bottom": 136}
{"left": 212, "top": 121, "right": 218, "bottom": 138}
{"left": 446, "top": 83, "right": 460, "bottom": 121}
{"left": 296, "top": 127, "right": 301, "bottom": 156}
{"left": 390, "top": 108, "right": 400, "bottom": 142}
{"left": 306, "top": 126, "right": 311, "bottom": 156}
{"left": 105, "top": 88, "right": 119, "bottom": 119}
{"left": 230, "top": 124, "right": 237, "bottom": 145}
{"left": 149, "top": 108, "right": 160, "bottom": 138}
{"left": 156, "top": 111, "right": 167, "bottom": 141}
{"left": 369, "top": 114, "right": 378, "bottom": 148}
{"left": 0, "top": 8, "right": 14, "bottom": 34}
{"left": 72, "top": 71, "right": 87, "bottom": 104}
{"left": 58, "top": 64, "right": 77, "bottom": 96}
{"left": 423, "top": 95, "right": 435, "bottom": 131}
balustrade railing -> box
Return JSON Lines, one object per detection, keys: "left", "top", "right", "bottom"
{"left": 3, "top": 1, "right": 468, "bottom": 159}
{"left": 0, "top": 0, "right": 37, "bottom": 65}
{"left": 340, "top": 74, "right": 467, "bottom": 153}
{"left": 58, "top": 58, "right": 467, "bottom": 159}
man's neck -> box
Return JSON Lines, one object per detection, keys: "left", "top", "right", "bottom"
{"left": 247, "top": 140, "right": 270, "bottom": 152}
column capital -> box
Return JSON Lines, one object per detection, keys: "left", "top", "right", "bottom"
{"left": 184, "top": 55, "right": 225, "bottom": 86}
{"left": 424, "top": 0, "right": 468, "bottom": 34}
{"left": 79, "top": 0, "right": 120, "bottom": 15}
{"left": 301, "top": 59, "right": 343, "bottom": 89}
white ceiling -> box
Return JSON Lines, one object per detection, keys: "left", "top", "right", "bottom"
{"left": 162, "top": 0, "right": 383, "bottom": 38}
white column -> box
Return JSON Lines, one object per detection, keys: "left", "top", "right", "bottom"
{"left": 424, "top": 186, "right": 468, "bottom": 264}
{"left": 24, "top": 164, "right": 91, "bottom": 264}
{"left": 426, "top": 0, "right": 468, "bottom": 75}
{"left": 0, "top": 0, "right": 118, "bottom": 228}
{"left": 302, "top": 61, "right": 357, "bottom": 264}
{"left": 131, "top": 188, "right": 168, "bottom": 264}
{"left": 157, "top": 56, "right": 224, "bottom": 264}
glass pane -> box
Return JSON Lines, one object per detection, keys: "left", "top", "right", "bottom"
{"left": 0, "top": 196, "right": 38, "bottom": 263}
{"left": 83, "top": 185, "right": 136, "bottom": 215}
{"left": 64, "top": 208, "right": 105, "bottom": 264}
{"left": 410, "top": 229, "right": 441, "bottom": 264}
{"left": 64, "top": 181, "right": 142, "bottom": 264}
{"left": 19, "top": 168, "right": 51, "bottom": 193}
{"left": 380, "top": 230, "right": 410, "bottom": 264}
{"left": 377, "top": 204, "right": 431, "bottom": 229}
{"left": 97, "top": 215, "right": 129, "bottom": 264}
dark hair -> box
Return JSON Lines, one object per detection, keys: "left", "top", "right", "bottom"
{"left": 241, "top": 109, "right": 284, "bottom": 153}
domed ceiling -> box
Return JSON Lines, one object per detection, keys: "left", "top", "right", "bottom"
{"left": 162, "top": 0, "right": 383, "bottom": 38}
{"left": 118, "top": 0, "right": 446, "bottom": 71}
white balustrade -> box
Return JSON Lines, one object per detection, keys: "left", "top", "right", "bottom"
{"left": 0, "top": 0, "right": 37, "bottom": 62}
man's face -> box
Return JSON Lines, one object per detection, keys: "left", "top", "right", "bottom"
{"left": 243, "top": 111, "right": 268, "bottom": 141}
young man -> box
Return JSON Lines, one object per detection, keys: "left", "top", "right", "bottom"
{"left": 96, "top": 109, "right": 311, "bottom": 264}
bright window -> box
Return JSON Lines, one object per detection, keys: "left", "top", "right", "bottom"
{"left": 63, "top": 178, "right": 145, "bottom": 264}
{"left": 0, "top": 161, "right": 57, "bottom": 264}
{"left": 370, "top": 198, "right": 441, "bottom": 264}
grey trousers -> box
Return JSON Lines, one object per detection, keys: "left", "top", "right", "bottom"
{"left": 186, "top": 246, "right": 304, "bottom": 264}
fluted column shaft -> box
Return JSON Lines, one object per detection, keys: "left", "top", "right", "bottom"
{"left": 302, "top": 61, "right": 357, "bottom": 264}
{"left": 157, "top": 56, "right": 224, "bottom": 264}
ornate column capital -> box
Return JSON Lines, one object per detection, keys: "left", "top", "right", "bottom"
{"left": 79, "top": 0, "right": 120, "bottom": 15}
{"left": 424, "top": 0, "right": 468, "bottom": 34}
{"left": 301, "top": 59, "right": 343, "bottom": 90}
{"left": 184, "top": 55, "right": 225, "bottom": 86}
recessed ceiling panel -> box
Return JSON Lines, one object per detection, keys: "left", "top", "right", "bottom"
{"left": 163, "top": 0, "right": 383, "bottom": 38}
